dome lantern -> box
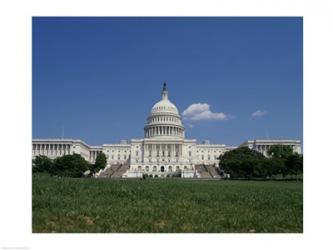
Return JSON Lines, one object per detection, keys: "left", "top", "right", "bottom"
{"left": 162, "top": 81, "right": 168, "bottom": 100}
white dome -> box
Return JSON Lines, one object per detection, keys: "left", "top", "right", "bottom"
{"left": 151, "top": 99, "right": 179, "bottom": 115}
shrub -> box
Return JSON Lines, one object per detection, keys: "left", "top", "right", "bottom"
{"left": 172, "top": 170, "right": 181, "bottom": 178}
{"left": 32, "top": 155, "right": 53, "bottom": 173}
{"left": 90, "top": 152, "right": 107, "bottom": 173}
{"left": 51, "top": 154, "right": 89, "bottom": 177}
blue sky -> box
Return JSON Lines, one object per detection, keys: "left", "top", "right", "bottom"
{"left": 32, "top": 17, "right": 303, "bottom": 146}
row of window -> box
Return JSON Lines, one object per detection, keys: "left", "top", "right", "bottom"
{"left": 33, "top": 150, "right": 70, "bottom": 155}
{"left": 33, "top": 144, "right": 71, "bottom": 150}
{"left": 108, "top": 154, "right": 129, "bottom": 160}
{"left": 105, "top": 149, "right": 130, "bottom": 153}
{"left": 139, "top": 158, "right": 180, "bottom": 163}
{"left": 137, "top": 165, "right": 188, "bottom": 172}
{"left": 187, "top": 151, "right": 221, "bottom": 160}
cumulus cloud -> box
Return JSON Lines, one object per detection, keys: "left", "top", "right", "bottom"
{"left": 252, "top": 110, "right": 268, "bottom": 117}
{"left": 182, "top": 103, "right": 227, "bottom": 121}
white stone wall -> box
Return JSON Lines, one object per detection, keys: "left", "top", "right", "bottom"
{"left": 102, "top": 143, "right": 131, "bottom": 165}
{"left": 32, "top": 139, "right": 92, "bottom": 162}
{"left": 196, "top": 144, "right": 227, "bottom": 166}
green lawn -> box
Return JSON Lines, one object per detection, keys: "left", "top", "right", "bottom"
{"left": 32, "top": 175, "right": 303, "bottom": 233}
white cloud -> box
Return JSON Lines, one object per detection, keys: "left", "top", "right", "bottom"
{"left": 188, "top": 123, "right": 194, "bottom": 128}
{"left": 252, "top": 110, "right": 268, "bottom": 117}
{"left": 182, "top": 103, "right": 227, "bottom": 121}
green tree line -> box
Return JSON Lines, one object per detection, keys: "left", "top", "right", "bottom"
{"left": 32, "top": 152, "right": 107, "bottom": 177}
{"left": 219, "top": 145, "right": 303, "bottom": 180}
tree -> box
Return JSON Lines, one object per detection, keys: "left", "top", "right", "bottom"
{"left": 259, "top": 158, "right": 275, "bottom": 178}
{"left": 219, "top": 147, "right": 265, "bottom": 179}
{"left": 267, "top": 145, "right": 293, "bottom": 159}
{"left": 270, "top": 157, "right": 288, "bottom": 177}
{"left": 267, "top": 145, "right": 303, "bottom": 178}
{"left": 286, "top": 153, "right": 303, "bottom": 180}
{"left": 33, "top": 155, "right": 52, "bottom": 173}
{"left": 51, "top": 154, "right": 89, "bottom": 177}
{"left": 32, "top": 155, "right": 53, "bottom": 173}
{"left": 90, "top": 152, "right": 107, "bottom": 174}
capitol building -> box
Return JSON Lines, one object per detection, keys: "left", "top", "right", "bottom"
{"left": 32, "top": 83, "right": 301, "bottom": 178}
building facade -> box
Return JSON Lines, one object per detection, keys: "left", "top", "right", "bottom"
{"left": 32, "top": 83, "right": 302, "bottom": 178}
{"left": 239, "top": 139, "right": 302, "bottom": 157}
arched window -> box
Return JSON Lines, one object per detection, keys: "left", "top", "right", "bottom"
{"left": 168, "top": 166, "right": 172, "bottom": 172}
{"left": 153, "top": 166, "right": 157, "bottom": 172}
{"left": 176, "top": 166, "right": 180, "bottom": 171}
{"left": 184, "top": 166, "right": 188, "bottom": 170}
{"left": 145, "top": 166, "right": 149, "bottom": 172}
{"left": 138, "top": 166, "right": 142, "bottom": 171}
{"left": 161, "top": 166, "right": 165, "bottom": 172}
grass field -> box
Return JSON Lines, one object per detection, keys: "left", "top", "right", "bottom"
{"left": 32, "top": 175, "right": 303, "bottom": 233}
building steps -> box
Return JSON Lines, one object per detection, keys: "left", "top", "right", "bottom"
{"left": 195, "top": 164, "right": 221, "bottom": 179}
